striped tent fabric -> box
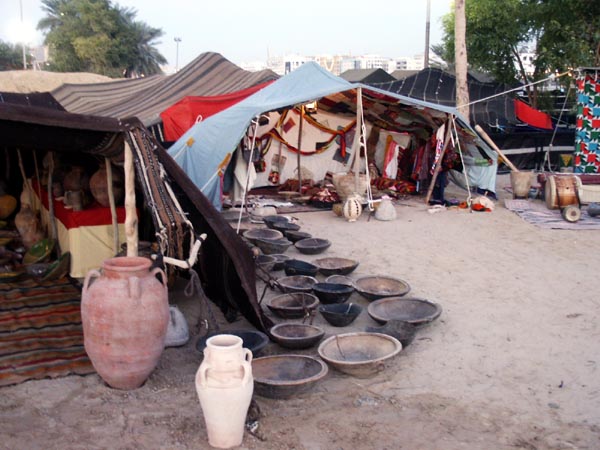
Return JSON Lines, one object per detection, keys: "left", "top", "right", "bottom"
{"left": 51, "top": 52, "right": 278, "bottom": 126}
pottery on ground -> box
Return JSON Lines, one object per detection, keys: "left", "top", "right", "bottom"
{"left": 195, "top": 334, "right": 253, "bottom": 449}
{"left": 81, "top": 256, "right": 169, "bottom": 390}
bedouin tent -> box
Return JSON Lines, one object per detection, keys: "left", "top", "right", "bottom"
{"left": 168, "top": 62, "right": 498, "bottom": 211}
{"left": 51, "top": 52, "right": 278, "bottom": 132}
{"left": 0, "top": 95, "right": 271, "bottom": 331}
{"left": 160, "top": 80, "right": 274, "bottom": 142}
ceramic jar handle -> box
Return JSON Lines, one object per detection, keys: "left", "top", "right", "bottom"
{"left": 83, "top": 269, "right": 102, "bottom": 294}
{"left": 151, "top": 267, "right": 167, "bottom": 287}
{"left": 197, "top": 362, "right": 211, "bottom": 387}
{"left": 243, "top": 348, "right": 253, "bottom": 364}
{"left": 240, "top": 360, "right": 252, "bottom": 386}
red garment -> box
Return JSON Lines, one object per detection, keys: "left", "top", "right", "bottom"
{"left": 514, "top": 99, "right": 553, "bottom": 130}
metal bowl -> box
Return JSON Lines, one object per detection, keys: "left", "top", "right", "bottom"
{"left": 354, "top": 275, "right": 411, "bottom": 301}
{"left": 269, "top": 323, "right": 325, "bottom": 349}
{"left": 325, "top": 275, "right": 355, "bottom": 287}
{"left": 313, "top": 257, "right": 359, "bottom": 276}
{"left": 294, "top": 238, "right": 331, "bottom": 255}
{"left": 366, "top": 320, "right": 418, "bottom": 348}
{"left": 318, "top": 332, "right": 402, "bottom": 378}
{"left": 284, "top": 230, "right": 312, "bottom": 243}
{"left": 263, "top": 215, "right": 290, "bottom": 229}
{"left": 272, "top": 221, "right": 301, "bottom": 234}
{"left": 254, "top": 237, "right": 293, "bottom": 255}
{"left": 255, "top": 254, "right": 277, "bottom": 272}
{"left": 367, "top": 297, "right": 442, "bottom": 326}
{"left": 196, "top": 330, "right": 270, "bottom": 356}
{"left": 276, "top": 275, "right": 319, "bottom": 293}
{"left": 243, "top": 228, "right": 283, "bottom": 245}
{"left": 284, "top": 259, "right": 319, "bottom": 277}
{"left": 265, "top": 293, "right": 320, "bottom": 319}
{"left": 270, "top": 254, "right": 291, "bottom": 271}
{"left": 312, "top": 282, "right": 354, "bottom": 304}
{"left": 252, "top": 354, "right": 328, "bottom": 399}
{"left": 319, "top": 303, "right": 362, "bottom": 327}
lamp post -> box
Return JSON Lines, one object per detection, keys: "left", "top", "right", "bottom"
{"left": 19, "top": 0, "right": 26, "bottom": 69}
{"left": 174, "top": 37, "right": 182, "bottom": 72}
{"left": 424, "top": 0, "right": 430, "bottom": 69}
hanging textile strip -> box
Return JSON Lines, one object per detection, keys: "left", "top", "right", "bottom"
{"left": 125, "top": 125, "right": 194, "bottom": 263}
{"left": 259, "top": 108, "right": 357, "bottom": 156}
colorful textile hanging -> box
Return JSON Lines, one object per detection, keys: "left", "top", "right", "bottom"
{"left": 575, "top": 69, "right": 600, "bottom": 173}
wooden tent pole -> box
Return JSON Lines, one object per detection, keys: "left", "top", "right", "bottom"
{"left": 124, "top": 142, "right": 138, "bottom": 256}
{"left": 47, "top": 152, "right": 60, "bottom": 255}
{"left": 425, "top": 121, "right": 452, "bottom": 204}
{"left": 475, "top": 124, "right": 519, "bottom": 172}
{"left": 105, "top": 158, "right": 119, "bottom": 255}
{"left": 296, "top": 105, "right": 304, "bottom": 194}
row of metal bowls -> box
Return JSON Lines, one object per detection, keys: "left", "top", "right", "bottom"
{"left": 251, "top": 331, "right": 403, "bottom": 398}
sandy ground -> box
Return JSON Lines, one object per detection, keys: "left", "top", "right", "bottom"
{"left": 0, "top": 70, "right": 113, "bottom": 93}
{"left": 1, "top": 173, "right": 600, "bottom": 450}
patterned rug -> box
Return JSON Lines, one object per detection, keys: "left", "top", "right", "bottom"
{"left": 504, "top": 199, "right": 600, "bottom": 230}
{"left": 0, "top": 276, "right": 94, "bottom": 387}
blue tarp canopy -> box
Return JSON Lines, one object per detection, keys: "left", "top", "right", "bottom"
{"left": 168, "top": 62, "right": 497, "bottom": 209}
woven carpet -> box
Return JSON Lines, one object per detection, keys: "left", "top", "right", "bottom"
{"left": 504, "top": 199, "right": 600, "bottom": 230}
{"left": 0, "top": 276, "right": 94, "bottom": 387}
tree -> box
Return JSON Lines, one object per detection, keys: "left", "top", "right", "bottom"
{"left": 0, "top": 41, "right": 27, "bottom": 71}
{"left": 37, "top": 0, "right": 166, "bottom": 77}
{"left": 440, "top": 0, "right": 600, "bottom": 107}
{"left": 454, "top": 0, "right": 470, "bottom": 122}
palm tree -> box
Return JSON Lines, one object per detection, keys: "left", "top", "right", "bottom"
{"left": 37, "top": 0, "right": 67, "bottom": 33}
{"left": 124, "top": 21, "right": 167, "bottom": 77}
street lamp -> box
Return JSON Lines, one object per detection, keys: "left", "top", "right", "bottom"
{"left": 19, "top": 0, "right": 26, "bottom": 69}
{"left": 174, "top": 37, "right": 182, "bottom": 72}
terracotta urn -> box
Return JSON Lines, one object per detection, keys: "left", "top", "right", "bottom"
{"left": 195, "top": 334, "right": 253, "bottom": 448}
{"left": 63, "top": 165, "right": 90, "bottom": 193}
{"left": 0, "top": 194, "right": 17, "bottom": 219}
{"left": 81, "top": 256, "right": 169, "bottom": 390}
{"left": 89, "top": 161, "right": 125, "bottom": 207}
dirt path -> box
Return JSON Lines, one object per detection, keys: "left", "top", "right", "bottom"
{"left": 1, "top": 175, "right": 599, "bottom": 449}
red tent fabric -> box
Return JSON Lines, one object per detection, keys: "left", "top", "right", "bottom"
{"left": 514, "top": 99, "right": 553, "bottom": 130}
{"left": 160, "top": 81, "right": 274, "bottom": 141}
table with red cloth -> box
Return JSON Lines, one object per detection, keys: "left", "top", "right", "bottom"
{"left": 31, "top": 181, "right": 128, "bottom": 278}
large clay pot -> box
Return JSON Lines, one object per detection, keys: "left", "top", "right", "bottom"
{"left": 81, "top": 256, "right": 169, "bottom": 390}
{"left": 63, "top": 165, "right": 90, "bottom": 193}
{"left": 89, "top": 161, "right": 125, "bottom": 207}
{"left": 195, "top": 334, "right": 253, "bottom": 449}
{"left": 0, "top": 194, "right": 17, "bottom": 219}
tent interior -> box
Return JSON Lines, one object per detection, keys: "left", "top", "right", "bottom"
{"left": 167, "top": 63, "right": 498, "bottom": 211}
{"left": 0, "top": 95, "right": 270, "bottom": 332}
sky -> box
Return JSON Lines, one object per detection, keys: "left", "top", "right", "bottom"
{"left": 1, "top": 0, "right": 453, "bottom": 70}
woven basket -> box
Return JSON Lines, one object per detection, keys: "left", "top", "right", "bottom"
{"left": 332, "top": 172, "right": 367, "bottom": 201}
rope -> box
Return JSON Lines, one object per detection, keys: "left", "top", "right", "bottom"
{"left": 450, "top": 116, "right": 472, "bottom": 208}
{"left": 458, "top": 71, "right": 571, "bottom": 108}
{"left": 185, "top": 268, "right": 218, "bottom": 334}
{"left": 544, "top": 82, "right": 573, "bottom": 172}
{"left": 236, "top": 116, "right": 261, "bottom": 234}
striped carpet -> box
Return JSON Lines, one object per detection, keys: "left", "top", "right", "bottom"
{"left": 0, "top": 277, "right": 94, "bottom": 387}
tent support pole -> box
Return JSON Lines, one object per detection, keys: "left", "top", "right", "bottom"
{"left": 47, "top": 152, "right": 61, "bottom": 255}
{"left": 105, "top": 158, "right": 119, "bottom": 255}
{"left": 296, "top": 105, "right": 304, "bottom": 194}
{"left": 124, "top": 141, "right": 138, "bottom": 256}
{"left": 425, "top": 120, "right": 452, "bottom": 205}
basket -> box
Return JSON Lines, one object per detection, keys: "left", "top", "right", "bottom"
{"left": 331, "top": 172, "right": 368, "bottom": 201}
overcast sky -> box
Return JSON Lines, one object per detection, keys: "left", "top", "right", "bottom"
{"left": 1, "top": 0, "right": 453, "bottom": 69}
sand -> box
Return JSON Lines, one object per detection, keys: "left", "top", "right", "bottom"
{"left": 0, "top": 70, "right": 113, "bottom": 93}
{"left": 1, "top": 173, "right": 599, "bottom": 449}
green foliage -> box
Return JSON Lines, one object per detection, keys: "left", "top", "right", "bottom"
{"left": 37, "top": 0, "right": 166, "bottom": 77}
{"left": 439, "top": 0, "right": 600, "bottom": 84}
{"left": 0, "top": 41, "right": 27, "bottom": 70}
